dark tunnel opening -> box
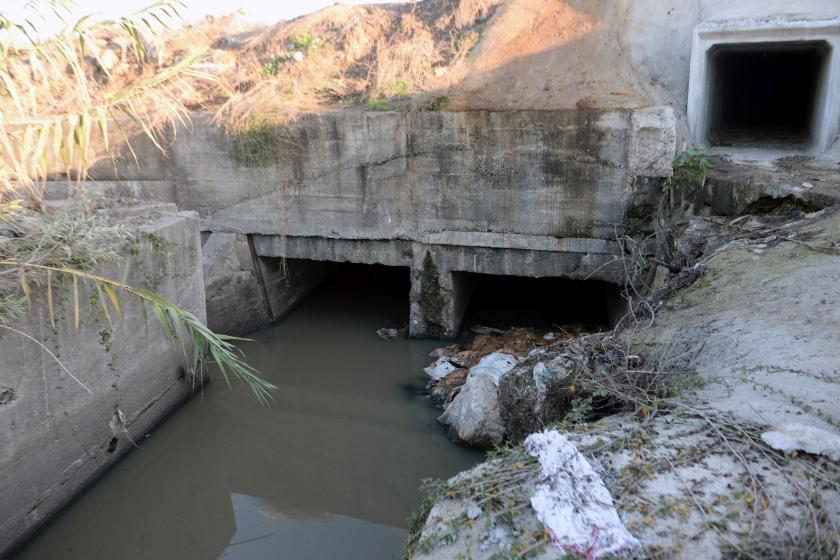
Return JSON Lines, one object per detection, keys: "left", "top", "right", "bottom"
{"left": 705, "top": 41, "right": 829, "bottom": 148}
{"left": 460, "top": 274, "right": 625, "bottom": 333}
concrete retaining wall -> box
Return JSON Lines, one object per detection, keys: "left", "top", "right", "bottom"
{"left": 64, "top": 108, "right": 675, "bottom": 337}
{"left": 0, "top": 213, "right": 206, "bottom": 556}
{"left": 176, "top": 108, "right": 674, "bottom": 336}
{"left": 173, "top": 109, "right": 674, "bottom": 241}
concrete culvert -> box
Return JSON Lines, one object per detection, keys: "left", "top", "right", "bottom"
{"left": 461, "top": 274, "right": 625, "bottom": 332}
{"left": 706, "top": 41, "right": 830, "bottom": 148}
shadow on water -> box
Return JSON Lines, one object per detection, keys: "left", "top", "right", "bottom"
{"left": 14, "top": 264, "right": 482, "bottom": 560}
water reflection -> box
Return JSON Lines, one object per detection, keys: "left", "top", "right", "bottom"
{"left": 222, "top": 494, "right": 405, "bottom": 559}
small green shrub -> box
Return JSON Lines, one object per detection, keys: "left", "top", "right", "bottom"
{"left": 365, "top": 94, "right": 391, "bottom": 111}
{"left": 232, "top": 121, "right": 284, "bottom": 167}
{"left": 290, "top": 32, "right": 320, "bottom": 51}
{"left": 664, "top": 146, "right": 712, "bottom": 191}
{"left": 427, "top": 96, "right": 449, "bottom": 111}
{"left": 403, "top": 478, "right": 448, "bottom": 559}
{"left": 385, "top": 77, "right": 413, "bottom": 96}
{"left": 261, "top": 53, "right": 294, "bottom": 76}
{"left": 454, "top": 30, "right": 480, "bottom": 55}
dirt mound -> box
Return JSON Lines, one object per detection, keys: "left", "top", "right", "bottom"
{"left": 197, "top": 0, "right": 500, "bottom": 129}
{"left": 151, "top": 0, "right": 658, "bottom": 130}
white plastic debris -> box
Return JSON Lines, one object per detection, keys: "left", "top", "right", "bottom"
{"left": 533, "top": 362, "right": 553, "bottom": 391}
{"left": 761, "top": 423, "right": 840, "bottom": 461}
{"left": 424, "top": 357, "right": 456, "bottom": 381}
{"left": 543, "top": 332, "right": 556, "bottom": 341}
{"left": 468, "top": 351, "right": 517, "bottom": 385}
{"left": 525, "top": 430, "right": 639, "bottom": 557}
{"left": 109, "top": 408, "right": 139, "bottom": 448}
{"left": 292, "top": 51, "right": 304, "bottom": 61}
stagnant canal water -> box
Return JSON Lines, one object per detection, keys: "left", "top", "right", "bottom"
{"left": 14, "top": 266, "right": 482, "bottom": 560}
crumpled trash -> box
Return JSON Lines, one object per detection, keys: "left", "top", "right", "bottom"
{"left": 761, "top": 423, "right": 840, "bottom": 461}
{"left": 109, "top": 408, "right": 139, "bottom": 448}
{"left": 525, "top": 430, "right": 639, "bottom": 557}
{"left": 533, "top": 362, "right": 554, "bottom": 391}
{"left": 424, "top": 357, "right": 457, "bottom": 381}
{"left": 376, "top": 327, "right": 405, "bottom": 340}
{"left": 466, "top": 502, "right": 482, "bottom": 520}
{"left": 468, "top": 351, "right": 517, "bottom": 385}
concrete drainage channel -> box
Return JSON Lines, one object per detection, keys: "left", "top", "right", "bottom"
{"left": 0, "top": 108, "right": 672, "bottom": 558}
{"left": 2, "top": 1, "right": 840, "bottom": 557}
{"left": 3, "top": 96, "right": 840, "bottom": 557}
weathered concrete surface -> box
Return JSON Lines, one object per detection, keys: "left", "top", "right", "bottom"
{"left": 413, "top": 411, "right": 840, "bottom": 560}
{"left": 173, "top": 108, "right": 674, "bottom": 337}
{"left": 173, "top": 109, "right": 673, "bottom": 241}
{"left": 201, "top": 232, "right": 334, "bottom": 335}
{"left": 40, "top": 108, "right": 674, "bottom": 337}
{"left": 0, "top": 212, "right": 206, "bottom": 556}
{"left": 443, "top": 0, "right": 840, "bottom": 158}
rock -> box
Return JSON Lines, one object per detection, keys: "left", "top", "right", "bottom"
{"left": 468, "top": 351, "right": 517, "bottom": 385}
{"left": 650, "top": 264, "right": 671, "bottom": 292}
{"left": 499, "top": 356, "right": 574, "bottom": 442}
{"left": 429, "top": 344, "right": 458, "bottom": 359}
{"left": 449, "top": 350, "right": 479, "bottom": 368}
{"left": 761, "top": 423, "right": 840, "bottom": 461}
{"left": 429, "top": 368, "right": 468, "bottom": 404}
{"left": 438, "top": 374, "right": 504, "bottom": 447}
{"left": 424, "top": 357, "right": 457, "bottom": 381}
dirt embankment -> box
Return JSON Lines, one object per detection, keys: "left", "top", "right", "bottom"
{"left": 67, "top": 0, "right": 674, "bottom": 133}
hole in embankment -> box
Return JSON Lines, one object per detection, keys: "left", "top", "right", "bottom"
{"left": 706, "top": 41, "right": 829, "bottom": 148}
{"left": 0, "top": 385, "right": 16, "bottom": 405}
{"left": 461, "top": 274, "right": 624, "bottom": 332}
{"left": 742, "top": 195, "right": 825, "bottom": 216}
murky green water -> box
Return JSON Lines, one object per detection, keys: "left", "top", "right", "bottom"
{"left": 14, "top": 266, "right": 481, "bottom": 560}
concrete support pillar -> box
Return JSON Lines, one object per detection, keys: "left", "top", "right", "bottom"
{"left": 409, "top": 248, "right": 473, "bottom": 339}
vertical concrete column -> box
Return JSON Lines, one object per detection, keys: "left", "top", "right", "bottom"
{"left": 409, "top": 247, "right": 473, "bottom": 339}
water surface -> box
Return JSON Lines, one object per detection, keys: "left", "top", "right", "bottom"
{"left": 15, "top": 266, "right": 481, "bottom": 560}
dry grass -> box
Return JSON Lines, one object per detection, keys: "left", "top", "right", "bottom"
{"left": 0, "top": 1, "right": 219, "bottom": 208}
{"left": 2, "top": 0, "right": 502, "bottom": 202}
{"left": 210, "top": 0, "right": 500, "bottom": 133}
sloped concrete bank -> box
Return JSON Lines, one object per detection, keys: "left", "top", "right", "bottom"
{"left": 409, "top": 190, "right": 840, "bottom": 558}
{"left": 0, "top": 212, "right": 206, "bottom": 557}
